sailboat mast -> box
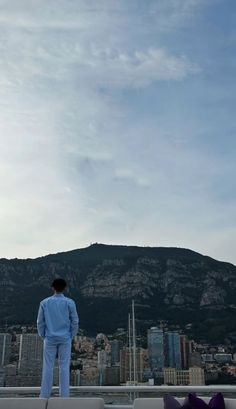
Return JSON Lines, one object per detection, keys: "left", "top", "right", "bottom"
{"left": 128, "top": 313, "right": 132, "bottom": 381}
{"left": 132, "top": 299, "right": 137, "bottom": 383}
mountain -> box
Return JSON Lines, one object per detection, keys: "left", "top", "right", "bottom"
{"left": 1, "top": 243, "right": 236, "bottom": 343}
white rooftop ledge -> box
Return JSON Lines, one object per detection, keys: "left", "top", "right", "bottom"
{"left": 1, "top": 385, "right": 236, "bottom": 393}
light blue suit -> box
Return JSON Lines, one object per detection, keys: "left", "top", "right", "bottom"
{"left": 37, "top": 293, "right": 79, "bottom": 398}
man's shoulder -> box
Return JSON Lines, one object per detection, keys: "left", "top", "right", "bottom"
{"left": 40, "top": 296, "right": 54, "bottom": 304}
{"left": 64, "top": 296, "right": 76, "bottom": 305}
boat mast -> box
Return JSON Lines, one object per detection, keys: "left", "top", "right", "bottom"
{"left": 128, "top": 313, "right": 132, "bottom": 382}
{"left": 132, "top": 299, "right": 137, "bottom": 384}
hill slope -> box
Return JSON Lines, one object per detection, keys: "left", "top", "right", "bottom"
{"left": 1, "top": 243, "right": 236, "bottom": 342}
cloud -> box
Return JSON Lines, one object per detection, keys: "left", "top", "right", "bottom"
{"left": 0, "top": 0, "right": 234, "bottom": 266}
{"left": 0, "top": 38, "right": 198, "bottom": 91}
{"left": 149, "top": 0, "right": 212, "bottom": 32}
{"left": 78, "top": 47, "right": 199, "bottom": 88}
{"left": 114, "top": 168, "right": 151, "bottom": 187}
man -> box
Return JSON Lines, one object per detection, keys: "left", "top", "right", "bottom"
{"left": 37, "top": 278, "right": 79, "bottom": 398}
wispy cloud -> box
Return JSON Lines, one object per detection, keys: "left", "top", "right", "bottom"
{"left": 149, "top": 0, "right": 212, "bottom": 31}
{"left": 0, "top": 0, "right": 235, "bottom": 264}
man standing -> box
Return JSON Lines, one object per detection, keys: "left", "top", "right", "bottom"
{"left": 37, "top": 278, "right": 79, "bottom": 398}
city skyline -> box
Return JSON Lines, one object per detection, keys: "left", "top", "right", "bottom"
{"left": 0, "top": 1, "right": 235, "bottom": 264}
{"left": 1, "top": 324, "right": 235, "bottom": 387}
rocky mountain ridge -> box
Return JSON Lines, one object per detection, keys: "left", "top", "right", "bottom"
{"left": 0, "top": 244, "right": 236, "bottom": 342}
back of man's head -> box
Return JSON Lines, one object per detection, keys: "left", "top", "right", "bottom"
{"left": 52, "top": 278, "right": 67, "bottom": 293}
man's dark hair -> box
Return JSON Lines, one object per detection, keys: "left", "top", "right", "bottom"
{"left": 52, "top": 278, "right": 67, "bottom": 292}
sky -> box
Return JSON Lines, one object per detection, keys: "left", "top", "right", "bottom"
{"left": 0, "top": 0, "right": 235, "bottom": 264}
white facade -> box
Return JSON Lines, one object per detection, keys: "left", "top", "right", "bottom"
{"left": 164, "top": 367, "right": 205, "bottom": 385}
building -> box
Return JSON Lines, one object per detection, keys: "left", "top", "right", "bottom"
{"left": 201, "top": 354, "right": 214, "bottom": 363}
{"left": 79, "top": 367, "right": 100, "bottom": 385}
{"left": 214, "top": 353, "right": 232, "bottom": 364}
{"left": 0, "top": 333, "right": 12, "bottom": 367}
{"left": 4, "top": 364, "right": 17, "bottom": 387}
{"left": 189, "top": 367, "right": 205, "bottom": 385}
{"left": 180, "top": 335, "right": 193, "bottom": 369}
{"left": 110, "top": 340, "right": 123, "bottom": 365}
{"left": 147, "top": 327, "right": 164, "bottom": 374}
{"left": 17, "top": 334, "right": 44, "bottom": 386}
{"left": 120, "top": 347, "right": 146, "bottom": 383}
{"left": 165, "top": 332, "right": 181, "bottom": 369}
{"left": 71, "top": 369, "right": 80, "bottom": 386}
{"left": 18, "top": 334, "right": 43, "bottom": 369}
{"left": 0, "top": 368, "right": 5, "bottom": 386}
{"left": 189, "top": 351, "right": 202, "bottom": 367}
{"left": 104, "top": 366, "right": 120, "bottom": 385}
{"left": 164, "top": 367, "right": 205, "bottom": 385}
{"left": 164, "top": 367, "right": 188, "bottom": 385}
{"left": 98, "top": 350, "right": 107, "bottom": 385}
{"left": 98, "top": 350, "right": 107, "bottom": 367}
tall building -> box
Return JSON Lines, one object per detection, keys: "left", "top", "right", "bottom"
{"left": 98, "top": 350, "right": 107, "bottom": 368}
{"left": 120, "top": 347, "right": 146, "bottom": 383}
{"left": 180, "top": 335, "right": 193, "bottom": 369}
{"left": 147, "top": 327, "right": 164, "bottom": 373}
{"left": 18, "top": 334, "right": 43, "bottom": 370}
{"left": 0, "top": 333, "right": 12, "bottom": 367}
{"left": 17, "top": 334, "right": 44, "bottom": 386}
{"left": 16, "top": 334, "right": 60, "bottom": 386}
{"left": 164, "top": 332, "right": 181, "bottom": 369}
{"left": 98, "top": 350, "right": 107, "bottom": 385}
{"left": 110, "top": 340, "right": 123, "bottom": 365}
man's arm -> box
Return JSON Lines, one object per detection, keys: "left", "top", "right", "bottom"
{"left": 37, "top": 302, "right": 46, "bottom": 338}
{"left": 69, "top": 300, "right": 79, "bottom": 338}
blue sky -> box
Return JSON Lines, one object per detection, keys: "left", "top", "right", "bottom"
{"left": 0, "top": 0, "right": 235, "bottom": 263}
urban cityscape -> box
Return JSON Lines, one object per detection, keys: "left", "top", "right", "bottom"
{"left": 0, "top": 0, "right": 235, "bottom": 407}
{"left": 1, "top": 317, "right": 236, "bottom": 388}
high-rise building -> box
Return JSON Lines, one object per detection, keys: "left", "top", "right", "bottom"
{"left": 180, "top": 335, "right": 193, "bottom": 369}
{"left": 164, "top": 332, "right": 181, "bottom": 369}
{"left": 147, "top": 327, "right": 164, "bottom": 373}
{"left": 18, "top": 334, "right": 43, "bottom": 370}
{"left": 17, "top": 334, "right": 44, "bottom": 386}
{"left": 110, "top": 340, "right": 123, "bottom": 365}
{"left": 120, "top": 347, "right": 146, "bottom": 383}
{"left": 16, "top": 334, "right": 60, "bottom": 386}
{"left": 98, "top": 350, "right": 107, "bottom": 385}
{"left": 98, "top": 350, "right": 107, "bottom": 368}
{"left": 0, "top": 333, "right": 12, "bottom": 367}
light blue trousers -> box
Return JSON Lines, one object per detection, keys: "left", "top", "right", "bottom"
{"left": 40, "top": 338, "right": 72, "bottom": 398}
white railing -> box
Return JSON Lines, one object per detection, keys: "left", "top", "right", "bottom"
{"left": 1, "top": 385, "right": 236, "bottom": 392}
{"left": 1, "top": 386, "right": 236, "bottom": 408}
